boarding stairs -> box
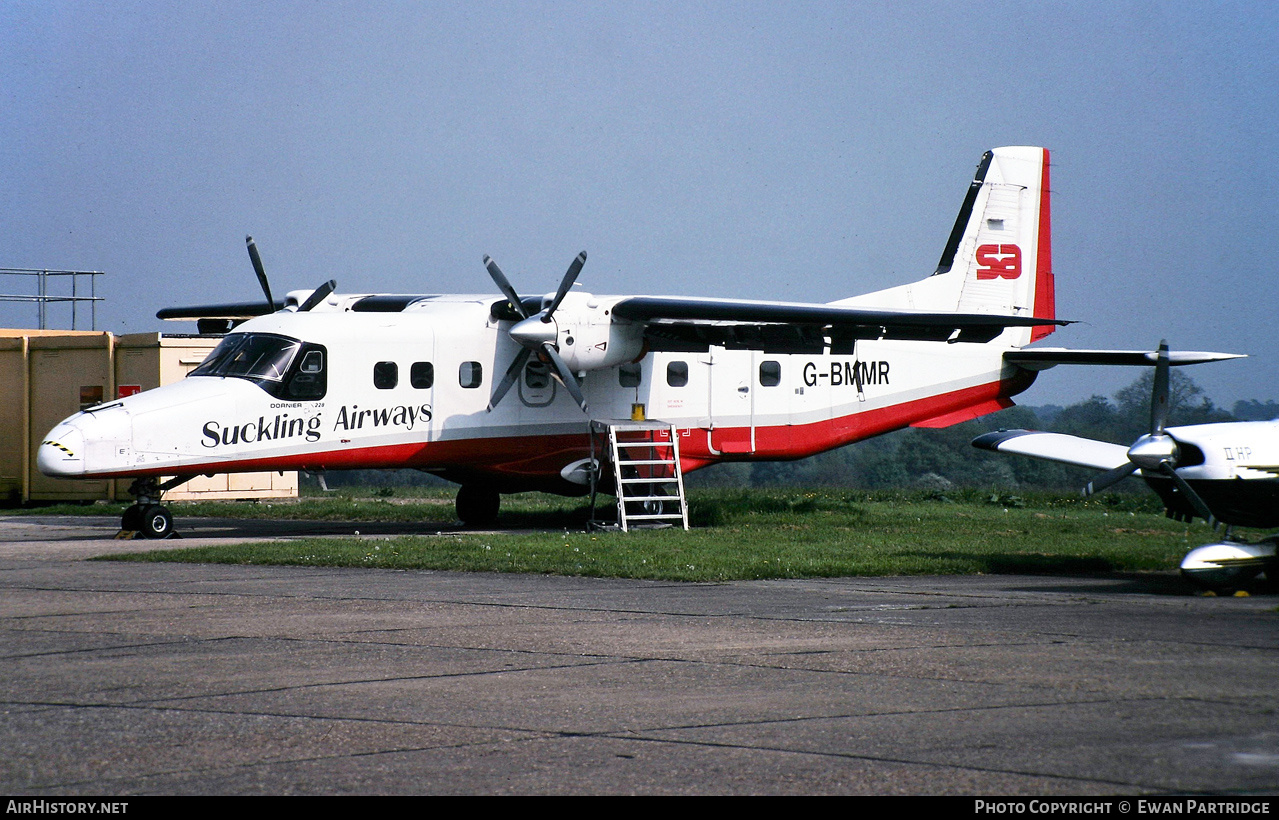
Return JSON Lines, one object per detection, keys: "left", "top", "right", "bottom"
{"left": 589, "top": 419, "right": 689, "bottom": 532}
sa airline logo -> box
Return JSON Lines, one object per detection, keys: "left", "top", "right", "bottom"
{"left": 975, "top": 244, "right": 1021, "bottom": 280}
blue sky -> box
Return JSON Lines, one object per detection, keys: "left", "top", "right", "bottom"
{"left": 4, "top": 1, "right": 1276, "bottom": 407}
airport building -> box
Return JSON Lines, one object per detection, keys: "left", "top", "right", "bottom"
{"left": 0, "top": 329, "right": 298, "bottom": 504}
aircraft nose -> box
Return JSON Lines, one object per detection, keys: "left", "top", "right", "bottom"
{"left": 38, "top": 426, "right": 86, "bottom": 477}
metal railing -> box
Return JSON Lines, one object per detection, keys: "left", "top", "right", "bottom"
{"left": 0, "top": 269, "right": 104, "bottom": 330}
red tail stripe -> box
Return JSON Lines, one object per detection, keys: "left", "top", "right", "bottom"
{"left": 1031, "top": 147, "right": 1056, "bottom": 342}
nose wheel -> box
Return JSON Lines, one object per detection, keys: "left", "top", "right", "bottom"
{"left": 121, "top": 503, "right": 175, "bottom": 539}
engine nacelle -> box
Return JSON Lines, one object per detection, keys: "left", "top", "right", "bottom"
{"left": 544, "top": 293, "right": 646, "bottom": 372}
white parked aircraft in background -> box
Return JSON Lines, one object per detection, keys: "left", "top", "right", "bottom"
{"left": 974, "top": 343, "right": 1276, "bottom": 590}
{"left": 43, "top": 146, "right": 1081, "bottom": 536}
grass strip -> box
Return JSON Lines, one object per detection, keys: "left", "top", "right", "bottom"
{"left": 96, "top": 488, "right": 1218, "bottom": 582}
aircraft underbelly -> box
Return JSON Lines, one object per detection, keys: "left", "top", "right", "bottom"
{"left": 1145, "top": 474, "right": 1279, "bottom": 529}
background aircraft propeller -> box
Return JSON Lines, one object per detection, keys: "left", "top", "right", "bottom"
{"left": 484, "top": 252, "right": 590, "bottom": 412}
{"left": 1083, "top": 340, "right": 1217, "bottom": 525}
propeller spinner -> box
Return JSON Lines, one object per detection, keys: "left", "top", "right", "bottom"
{"left": 484, "top": 252, "right": 589, "bottom": 412}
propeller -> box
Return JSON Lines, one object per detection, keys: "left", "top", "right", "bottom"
{"left": 246, "top": 236, "right": 274, "bottom": 311}
{"left": 246, "top": 235, "right": 335, "bottom": 314}
{"left": 483, "top": 252, "right": 589, "bottom": 412}
{"left": 1082, "top": 340, "right": 1217, "bottom": 525}
{"left": 297, "top": 279, "right": 337, "bottom": 312}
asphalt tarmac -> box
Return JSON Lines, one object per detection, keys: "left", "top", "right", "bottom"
{"left": 1, "top": 515, "right": 1277, "bottom": 796}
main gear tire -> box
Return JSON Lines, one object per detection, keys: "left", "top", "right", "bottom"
{"left": 456, "top": 485, "right": 500, "bottom": 528}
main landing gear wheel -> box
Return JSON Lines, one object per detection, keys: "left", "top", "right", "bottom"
{"left": 456, "top": 485, "right": 500, "bottom": 528}
{"left": 122, "top": 504, "right": 174, "bottom": 539}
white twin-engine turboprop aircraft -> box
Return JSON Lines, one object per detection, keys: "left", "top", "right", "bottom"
{"left": 42, "top": 146, "right": 1103, "bottom": 537}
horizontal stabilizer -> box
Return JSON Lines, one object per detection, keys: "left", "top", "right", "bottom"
{"left": 972, "top": 429, "right": 1132, "bottom": 471}
{"left": 1006, "top": 348, "right": 1244, "bottom": 371}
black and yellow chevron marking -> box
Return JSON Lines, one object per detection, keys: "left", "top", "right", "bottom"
{"left": 41, "top": 440, "right": 75, "bottom": 457}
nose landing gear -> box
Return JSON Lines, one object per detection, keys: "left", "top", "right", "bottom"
{"left": 119, "top": 476, "right": 190, "bottom": 539}
{"left": 121, "top": 503, "right": 175, "bottom": 539}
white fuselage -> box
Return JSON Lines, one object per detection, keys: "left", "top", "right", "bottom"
{"left": 38, "top": 293, "right": 1032, "bottom": 494}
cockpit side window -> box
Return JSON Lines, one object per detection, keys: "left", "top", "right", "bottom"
{"left": 284, "top": 346, "right": 327, "bottom": 400}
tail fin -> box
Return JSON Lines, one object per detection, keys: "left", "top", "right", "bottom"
{"left": 944, "top": 146, "right": 1055, "bottom": 342}
{"left": 849, "top": 146, "right": 1056, "bottom": 344}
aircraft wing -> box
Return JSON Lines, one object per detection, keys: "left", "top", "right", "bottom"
{"left": 1006, "top": 348, "right": 1245, "bottom": 371}
{"left": 157, "top": 301, "right": 283, "bottom": 321}
{"left": 611, "top": 296, "right": 1068, "bottom": 354}
{"left": 972, "top": 429, "right": 1133, "bottom": 471}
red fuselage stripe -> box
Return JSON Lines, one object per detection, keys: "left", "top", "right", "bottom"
{"left": 94, "top": 373, "right": 1034, "bottom": 488}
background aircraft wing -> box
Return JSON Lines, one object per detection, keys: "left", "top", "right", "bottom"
{"left": 972, "top": 430, "right": 1133, "bottom": 471}
{"left": 611, "top": 296, "right": 1068, "bottom": 354}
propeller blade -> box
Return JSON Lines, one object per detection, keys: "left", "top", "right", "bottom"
{"left": 298, "top": 280, "right": 337, "bottom": 312}
{"left": 541, "top": 342, "right": 588, "bottom": 412}
{"left": 487, "top": 347, "right": 532, "bottom": 412}
{"left": 542, "top": 251, "right": 587, "bottom": 321}
{"left": 1083, "top": 461, "right": 1140, "bottom": 496}
{"left": 246, "top": 236, "right": 274, "bottom": 310}
{"left": 483, "top": 255, "right": 528, "bottom": 319}
{"left": 1158, "top": 462, "right": 1217, "bottom": 527}
{"left": 1150, "top": 339, "right": 1171, "bottom": 434}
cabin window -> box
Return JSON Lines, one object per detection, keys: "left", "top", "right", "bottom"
{"left": 374, "top": 361, "right": 398, "bottom": 390}
{"left": 759, "top": 360, "right": 781, "bottom": 387}
{"left": 666, "top": 361, "right": 688, "bottom": 387}
{"left": 411, "top": 362, "right": 434, "bottom": 389}
{"left": 619, "top": 363, "right": 641, "bottom": 388}
{"left": 460, "top": 361, "right": 483, "bottom": 388}
{"left": 524, "top": 361, "right": 551, "bottom": 389}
